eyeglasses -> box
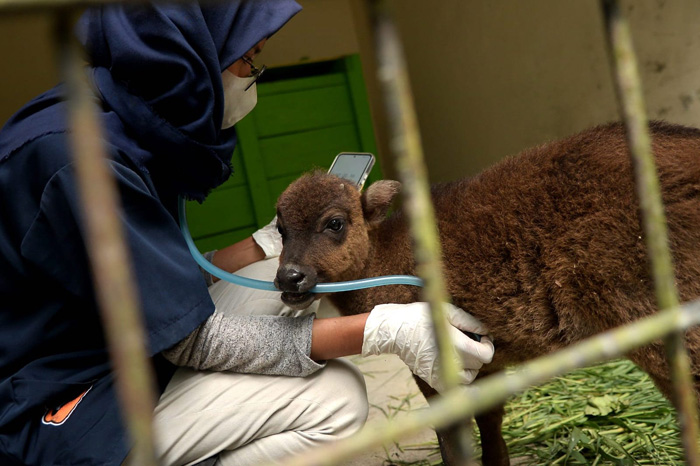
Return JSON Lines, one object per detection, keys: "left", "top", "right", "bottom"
{"left": 241, "top": 55, "right": 266, "bottom": 91}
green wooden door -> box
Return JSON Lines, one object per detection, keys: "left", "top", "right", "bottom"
{"left": 186, "top": 54, "right": 381, "bottom": 252}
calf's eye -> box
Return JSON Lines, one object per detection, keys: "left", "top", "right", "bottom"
{"left": 326, "top": 218, "right": 344, "bottom": 232}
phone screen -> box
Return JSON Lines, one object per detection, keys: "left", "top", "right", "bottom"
{"left": 328, "top": 152, "right": 375, "bottom": 188}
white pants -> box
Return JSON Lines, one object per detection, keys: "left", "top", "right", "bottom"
{"left": 152, "top": 259, "right": 369, "bottom": 466}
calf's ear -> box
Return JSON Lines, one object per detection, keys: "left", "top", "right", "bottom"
{"left": 361, "top": 180, "right": 401, "bottom": 225}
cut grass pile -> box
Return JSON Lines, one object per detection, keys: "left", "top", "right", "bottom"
{"left": 387, "top": 359, "right": 683, "bottom": 465}
{"left": 496, "top": 359, "right": 682, "bottom": 465}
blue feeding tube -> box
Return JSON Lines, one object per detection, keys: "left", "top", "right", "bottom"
{"left": 178, "top": 198, "right": 483, "bottom": 342}
{"left": 177, "top": 196, "right": 424, "bottom": 292}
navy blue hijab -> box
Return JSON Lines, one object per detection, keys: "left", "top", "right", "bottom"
{"left": 0, "top": 0, "right": 301, "bottom": 202}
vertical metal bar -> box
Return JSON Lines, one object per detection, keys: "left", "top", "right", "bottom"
{"left": 600, "top": 1, "right": 700, "bottom": 464}
{"left": 54, "top": 10, "right": 158, "bottom": 466}
{"left": 366, "top": 0, "right": 474, "bottom": 463}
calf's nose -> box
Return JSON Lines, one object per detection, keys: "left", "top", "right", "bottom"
{"left": 275, "top": 263, "right": 317, "bottom": 292}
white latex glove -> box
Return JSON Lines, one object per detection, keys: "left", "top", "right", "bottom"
{"left": 362, "top": 302, "right": 494, "bottom": 393}
{"left": 252, "top": 216, "right": 282, "bottom": 259}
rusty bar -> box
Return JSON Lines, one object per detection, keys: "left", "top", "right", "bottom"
{"left": 600, "top": 0, "right": 700, "bottom": 464}
{"left": 54, "top": 10, "right": 158, "bottom": 466}
{"left": 366, "top": 0, "right": 475, "bottom": 463}
{"left": 0, "top": 0, "right": 228, "bottom": 14}
{"left": 0, "top": 0, "right": 112, "bottom": 14}
{"left": 0, "top": 0, "right": 183, "bottom": 14}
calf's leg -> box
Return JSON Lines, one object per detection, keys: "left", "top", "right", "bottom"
{"left": 475, "top": 403, "right": 509, "bottom": 466}
{"left": 413, "top": 376, "right": 510, "bottom": 466}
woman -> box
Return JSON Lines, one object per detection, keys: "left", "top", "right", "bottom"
{"left": 0, "top": 1, "right": 494, "bottom": 464}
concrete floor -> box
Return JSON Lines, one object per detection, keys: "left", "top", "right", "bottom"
{"left": 343, "top": 353, "right": 441, "bottom": 466}
{"left": 317, "top": 303, "right": 441, "bottom": 466}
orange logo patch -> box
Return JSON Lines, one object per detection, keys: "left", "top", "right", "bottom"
{"left": 42, "top": 386, "right": 92, "bottom": 426}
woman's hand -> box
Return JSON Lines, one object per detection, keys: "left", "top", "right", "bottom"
{"left": 361, "top": 302, "right": 494, "bottom": 393}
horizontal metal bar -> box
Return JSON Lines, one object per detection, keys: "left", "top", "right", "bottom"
{"left": 278, "top": 298, "right": 700, "bottom": 466}
{"left": 0, "top": 0, "right": 196, "bottom": 14}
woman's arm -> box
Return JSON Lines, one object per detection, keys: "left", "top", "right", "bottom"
{"left": 210, "top": 236, "right": 266, "bottom": 281}
{"left": 163, "top": 311, "right": 369, "bottom": 375}
{"left": 310, "top": 313, "right": 369, "bottom": 361}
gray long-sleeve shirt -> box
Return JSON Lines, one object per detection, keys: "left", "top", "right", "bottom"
{"left": 162, "top": 251, "right": 324, "bottom": 377}
{"left": 162, "top": 311, "right": 323, "bottom": 377}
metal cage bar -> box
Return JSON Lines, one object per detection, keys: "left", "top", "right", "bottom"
{"left": 366, "top": 0, "right": 475, "bottom": 463}
{"left": 52, "top": 10, "right": 158, "bottom": 466}
{"left": 600, "top": 0, "right": 700, "bottom": 463}
{"left": 279, "top": 298, "right": 700, "bottom": 466}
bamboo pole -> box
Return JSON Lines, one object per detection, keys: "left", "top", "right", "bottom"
{"left": 366, "top": 0, "right": 474, "bottom": 463}
{"left": 54, "top": 10, "right": 158, "bottom": 466}
{"left": 279, "top": 299, "right": 700, "bottom": 466}
{"left": 366, "top": 0, "right": 461, "bottom": 392}
{"left": 600, "top": 1, "right": 700, "bottom": 464}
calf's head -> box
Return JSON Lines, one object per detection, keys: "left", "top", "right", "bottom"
{"left": 274, "top": 171, "right": 401, "bottom": 310}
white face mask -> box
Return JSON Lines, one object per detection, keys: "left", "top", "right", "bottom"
{"left": 220, "top": 69, "right": 258, "bottom": 129}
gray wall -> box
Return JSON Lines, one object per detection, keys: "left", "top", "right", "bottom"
{"left": 387, "top": 0, "right": 700, "bottom": 181}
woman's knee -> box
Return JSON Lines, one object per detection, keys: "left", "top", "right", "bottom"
{"left": 314, "top": 359, "right": 369, "bottom": 438}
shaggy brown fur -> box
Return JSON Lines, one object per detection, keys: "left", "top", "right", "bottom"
{"left": 274, "top": 121, "right": 700, "bottom": 465}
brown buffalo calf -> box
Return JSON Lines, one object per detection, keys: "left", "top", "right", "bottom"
{"left": 274, "top": 121, "right": 700, "bottom": 465}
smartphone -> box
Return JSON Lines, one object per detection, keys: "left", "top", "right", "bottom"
{"left": 327, "top": 152, "right": 375, "bottom": 190}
